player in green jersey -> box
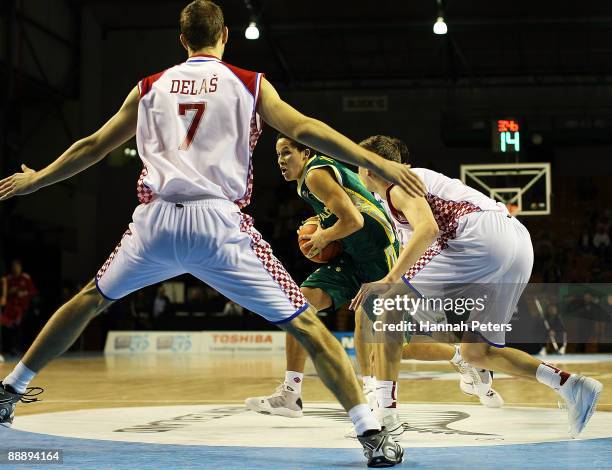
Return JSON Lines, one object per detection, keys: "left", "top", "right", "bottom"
{"left": 245, "top": 134, "right": 405, "bottom": 435}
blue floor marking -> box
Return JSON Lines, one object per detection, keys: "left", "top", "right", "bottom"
{"left": 1, "top": 428, "right": 611, "bottom": 470}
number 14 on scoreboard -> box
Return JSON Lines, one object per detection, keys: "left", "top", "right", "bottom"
{"left": 492, "top": 118, "right": 520, "bottom": 153}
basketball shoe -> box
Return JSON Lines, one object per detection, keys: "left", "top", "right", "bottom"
{"left": 358, "top": 427, "right": 404, "bottom": 468}
{"left": 0, "top": 382, "right": 43, "bottom": 428}
{"left": 557, "top": 374, "right": 603, "bottom": 438}
{"left": 454, "top": 361, "right": 504, "bottom": 408}
{"left": 245, "top": 383, "right": 303, "bottom": 418}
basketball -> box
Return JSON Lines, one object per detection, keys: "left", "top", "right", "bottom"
{"left": 298, "top": 220, "right": 342, "bottom": 263}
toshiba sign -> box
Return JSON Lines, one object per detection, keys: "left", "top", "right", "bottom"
{"left": 212, "top": 334, "right": 273, "bottom": 344}
{"left": 203, "top": 331, "right": 285, "bottom": 353}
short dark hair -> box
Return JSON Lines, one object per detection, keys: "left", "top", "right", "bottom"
{"left": 180, "top": 1, "right": 224, "bottom": 51}
{"left": 359, "top": 135, "right": 409, "bottom": 164}
{"left": 391, "top": 137, "right": 410, "bottom": 163}
{"left": 276, "top": 133, "right": 313, "bottom": 153}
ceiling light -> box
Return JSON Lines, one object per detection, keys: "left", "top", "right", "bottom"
{"left": 245, "top": 21, "right": 260, "bottom": 40}
{"left": 433, "top": 16, "right": 448, "bottom": 35}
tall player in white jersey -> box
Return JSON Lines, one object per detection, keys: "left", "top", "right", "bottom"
{"left": 353, "top": 135, "right": 603, "bottom": 438}
{"left": 0, "top": 3, "right": 427, "bottom": 466}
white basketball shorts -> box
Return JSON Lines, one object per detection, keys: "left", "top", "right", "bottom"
{"left": 95, "top": 198, "right": 308, "bottom": 324}
{"left": 403, "top": 210, "right": 534, "bottom": 346}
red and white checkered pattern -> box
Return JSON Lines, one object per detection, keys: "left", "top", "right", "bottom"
{"left": 404, "top": 194, "right": 481, "bottom": 280}
{"left": 137, "top": 166, "right": 154, "bottom": 204}
{"left": 404, "top": 240, "right": 444, "bottom": 281}
{"left": 96, "top": 229, "right": 132, "bottom": 281}
{"left": 239, "top": 213, "right": 306, "bottom": 310}
{"left": 427, "top": 194, "right": 481, "bottom": 245}
{"left": 234, "top": 113, "right": 262, "bottom": 209}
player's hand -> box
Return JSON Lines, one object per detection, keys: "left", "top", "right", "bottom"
{"left": 0, "top": 164, "right": 40, "bottom": 201}
{"left": 299, "top": 226, "right": 330, "bottom": 259}
{"left": 376, "top": 161, "right": 426, "bottom": 197}
{"left": 350, "top": 277, "right": 393, "bottom": 311}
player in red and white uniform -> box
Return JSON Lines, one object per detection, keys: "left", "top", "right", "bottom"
{"left": 354, "top": 135, "right": 603, "bottom": 439}
{"left": 372, "top": 191, "right": 505, "bottom": 409}
{"left": 0, "top": 3, "right": 429, "bottom": 465}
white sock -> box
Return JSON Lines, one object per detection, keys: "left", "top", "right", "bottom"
{"left": 362, "top": 375, "right": 377, "bottom": 390}
{"left": 376, "top": 380, "right": 398, "bottom": 409}
{"left": 284, "top": 371, "right": 303, "bottom": 394}
{"left": 450, "top": 345, "right": 462, "bottom": 365}
{"left": 536, "top": 363, "right": 571, "bottom": 392}
{"left": 349, "top": 403, "right": 381, "bottom": 436}
{"left": 3, "top": 361, "right": 36, "bottom": 394}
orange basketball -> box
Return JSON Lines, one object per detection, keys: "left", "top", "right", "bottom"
{"left": 298, "top": 220, "right": 342, "bottom": 263}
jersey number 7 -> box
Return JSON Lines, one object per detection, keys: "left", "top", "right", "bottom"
{"left": 178, "top": 102, "right": 206, "bottom": 151}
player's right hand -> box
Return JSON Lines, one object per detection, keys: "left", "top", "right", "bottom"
{"left": 0, "top": 164, "right": 40, "bottom": 201}
{"left": 377, "top": 160, "right": 426, "bottom": 197}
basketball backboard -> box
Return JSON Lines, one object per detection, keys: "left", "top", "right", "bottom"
{"left": 460, "top": 163, "right": 551, "bottom": 216}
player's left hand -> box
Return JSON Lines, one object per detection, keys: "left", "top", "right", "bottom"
{"left": 299, "top": 226, "right": 330, "bottom": 259}
{"left": 350, "top": 277, "right": 393, "bottom": 311}
{"left": 0, "top": 164, "right": 40, "bottom": 201}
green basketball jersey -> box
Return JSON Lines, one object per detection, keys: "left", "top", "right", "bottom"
{"left": 297, "top": 155, "right": 397, "bottom": 261}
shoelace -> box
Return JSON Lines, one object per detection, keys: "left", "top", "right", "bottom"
{"left": 457, "top": 360, "right": 482, "bottom": 387}
{"left": 269, "top": 382, "right": 286, "bottom": 398}
{"left": 18, "top": 387, "right": 44, "bottom": 404}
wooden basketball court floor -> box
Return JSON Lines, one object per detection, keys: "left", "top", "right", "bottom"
{"left": 1, "top": 353, "right": 612, "bottom": 469}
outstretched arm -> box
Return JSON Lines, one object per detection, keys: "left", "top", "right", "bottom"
{"left": 257, "top": 78, "right": 426, "bottom": 197}
{"left": 0, "top": 86, "right": 140, "bottom": 201}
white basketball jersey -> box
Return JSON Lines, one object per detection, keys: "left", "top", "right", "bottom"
{"left": 135, "top": 54, "right": 263, "bottom": 207}
{"left": 384, "top": 168, "right": 507, "bottom": 244}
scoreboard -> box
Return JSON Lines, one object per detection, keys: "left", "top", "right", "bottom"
{"left": 492, "top": 118, "right": 520, "bottom": 153}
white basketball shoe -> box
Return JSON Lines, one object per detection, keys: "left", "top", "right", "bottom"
{"left": 454, "top": 361, "right": 504, "bottom": 408}
{"left": 558, "top": 374, "right": 603, "bottom": 438}
{"left": 245, "top": 383, "right": 303, "bottom": 418}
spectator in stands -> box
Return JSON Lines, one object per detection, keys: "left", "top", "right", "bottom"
{"left": 0, "top": 260, "right": 37, "bottom": 355}
{"left": 593, "top": 223, "right": 610, "bottom": 258}
{"left": 187, "top": 286, "right": 207, "bottom": 313}
{"left": 544, "top": 302, "right": 567, "bottom": 353}
{"left": 129, "top": 290, "right": 150, "bottom": 329}
{"left": 579, "top": 229, "right": 591, "bottom": 253}
{"left": 221, "top": 300, "right": 244, "bottom": 316}
{"left": 535, "top": 231, "right": 555, "bottom": 262}
{"left": 204, "top": 287, "right": 226, "bottom": 314}
{"left": 152, "top": 285, "right": 171, "bottom": 321}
